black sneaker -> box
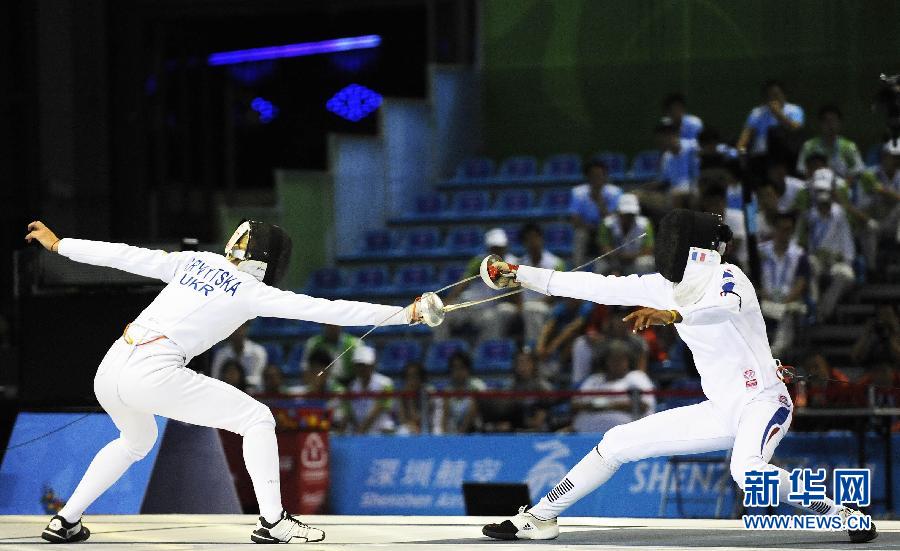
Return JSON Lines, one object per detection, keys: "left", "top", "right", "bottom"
{"left": 41, "top": 515, "right": 90, "bottom": 543}
{"left": 251, "top": 510, "right": 325, "bottom": 544}
{"left": 839, "top": 507, "right": 878, "bottom": 543}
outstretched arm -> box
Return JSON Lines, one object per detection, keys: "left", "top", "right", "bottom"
{"left": 514, "top": 265, "right": 671, "bottom": 310}
{"left": 26, "top": 220, "right": 186, "bottom": 282}
{"left": 253, "top": 285, "right": 416, "bottom": 327}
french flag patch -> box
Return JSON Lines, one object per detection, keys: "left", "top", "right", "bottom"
{"left": 688, "top": 247, "right": 716, "bottom": 265}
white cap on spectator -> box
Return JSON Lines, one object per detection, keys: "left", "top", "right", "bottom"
{"left": 617, "top": 193, "right": 640, "bottom": 214}
{"left": 352, "top": 345, "right": 376, "bottom": 365}
{"left": 485, "top": 228, "right": 508, "bottom": 248}
{"left": 884, "top": 139, "right": 900, "bottom": 156}
{"left": 811, "top": 168, "right": 834, "bottom": 201}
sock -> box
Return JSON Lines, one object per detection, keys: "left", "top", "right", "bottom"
{"left": 775, "top": 467, "right": 839, "bottom": 515}
{"left": 59, "top": 439, "right": 141, "bottom": 523}
{"left": 243, "top": 423, "right": 283, "bottom": 523}
{"left": 529, "top": 446, "right": 620, "bottom": 520}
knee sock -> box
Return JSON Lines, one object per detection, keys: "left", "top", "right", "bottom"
{"left": 774, "top": 467, "right": 839, "bottom": 515}
{"left": 529, "top": 446, "right": 621, "bottom": 520}
{"left": 59, "top": 439, "right": 141, "bottom": 523}
{"left": 243, "top": 423, "right": 283, "bottom": 523}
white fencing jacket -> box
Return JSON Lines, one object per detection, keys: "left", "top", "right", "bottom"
{"left": 58, "top": 239, "right": 408, "bottom": 361}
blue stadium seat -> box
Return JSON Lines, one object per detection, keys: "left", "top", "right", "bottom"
{"left": 411, "top": 193, "right": 447, "bottom": 219}
{"left": 380, "top": 341, "right": 423, "bottom": 376}
{"left": 630, "top": 150, "right": 661, "bottom": 180}
{"left": 282, "top": 344, "right": 304, "bottom": 376}
{"left": 593, "top": 151, "right": 628, "bottom": 178}
{"left": 446, "top": 226, "right": 483, "bottom": 256}
{"left": 263, "top": 343, "right": 285, "bottom": 368}
{"left": 403, "top": 228, "right": 442, "bottom": 253}
{"left": 306, "top": 268, "right": 347, "bottom": 295}
{"left": 502, "top": 224, "right": 523, "bottom": 254}
{"left": 350, "top": 267, "right": 391, "bottom": 291}
{"left": 495, "top": 190, "right": 535, "bottom": 214}
{"left": 393, "top": 265, "right": 437, "bottom": 293}
{"left": 452, "top": 191, "right": 491, "bottom": 218}
{"left": 657, "top": 379, "right": 704, "bottom": 411}
{"left": 543, "top": 153, "right": 582, "bottom": 177}
{"left": 439, "top": 265, "right": 467, "bottom": 288}
{"left": 535, "top": 188, "right": 572, "bottom": 216}
{"left": 249, "top": 318, "right": 299, "bottom": 339}
{"left": 455, "top": 158, "right": 495, "bottom": 180}
{"left": 424, "top": 339, "right": 470, "bottom": 374}
{"left": 498, "top": 156, "right": 539, "bottom": 179}
{"left": 544, "top": 223, "right": 574, "bottom": 255}
{"left": 474, "top": 339, "right": 516, "bottom": 373}
{"left": 362, "top": 229, "right": 397, "bottom": 256}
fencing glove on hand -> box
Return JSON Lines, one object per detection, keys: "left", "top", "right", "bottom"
{"left": 480, "top": 254, "right": 520, "bottom": 290}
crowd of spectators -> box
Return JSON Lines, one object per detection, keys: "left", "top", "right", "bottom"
{"left": 207, "top": 79, "right": 900, "bottom": 435}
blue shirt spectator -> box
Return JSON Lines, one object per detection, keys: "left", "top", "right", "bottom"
{"left": 663, "top": 92, "right": 704, "bottom": 144}
{"left": 570, "top": 159, "right": 622, "bottom": 226}
{"left": 738, "top": 80, "right": 804, "bottom": 155}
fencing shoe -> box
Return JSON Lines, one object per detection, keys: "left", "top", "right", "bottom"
{"left": 839, "top": 507, "right": 877, "bottom": 543}
{"left": 251, "top": 510, "right": 325, "bottom": 544}
{"left": 482, "top": 506, "right": 559, "bottom": 540}
{"left": 41, "top": 515, "right": 90, "bottom": 543}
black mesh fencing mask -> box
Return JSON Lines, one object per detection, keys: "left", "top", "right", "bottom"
{"left": 654, "top": 209, "right": 733, "bottom": 283}
{"left": 225, "top": 220, "right": 293, "bottom": 286}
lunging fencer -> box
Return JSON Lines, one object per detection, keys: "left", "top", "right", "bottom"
{"left": 478, "top": 209, "right": 877, "bottom": 544}
{"left": 24, "top": 220, "right": 440, "bottom": 544}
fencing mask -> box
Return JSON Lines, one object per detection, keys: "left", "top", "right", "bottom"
{"left": 224, "top": 220, "right": 293, "bottom": 286}
{"left": 654, "top": 209, "right": 733, "bottom": 306}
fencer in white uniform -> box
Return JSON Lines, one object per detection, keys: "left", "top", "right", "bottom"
{"left": 25, "top": 220, "right": 440, "bottom": 544}
{"left": 479, "top": 209, "right": 876, "bottom": 544}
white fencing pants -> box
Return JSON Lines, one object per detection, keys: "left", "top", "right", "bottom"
{"left": 530, "top": 386, "right": 839, "bottom": 519}
{"left": 59, "top": 337, "right": 282, "bottom": 523}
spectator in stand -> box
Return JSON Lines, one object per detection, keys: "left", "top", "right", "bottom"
{"left": 210, "top": 322, "right": 268, "bottom": 391}
{"left": 758, "top": 213, "right": 810, "bottom": 358}
{"left": 595, "top": 193, "right": 655, "bottom": 275}
{"left": 796, "top": 105, "right": 865, "bottom": 178}
{"left": 570, "top": 159, "right": 623, "bottom": 267}
{"left": 662, "top": 92, "right": 704, "bottom": 144}
{"left": 699, "top": 182, "right": 747, "bottom": 267}
{"left": 697, "top": 127, "right": 738, "bottom": 168}
{"left": 220, "top": 359, "right": 249, "bottom": 392}
{"left": 536, "top": 298, "right": 593, "bottom": 382}
{"left": 347, "top": 345, "right": 396, "bottom": 435}
{"left": 435, "top": 228, "right": 518, "bottom": 341}
{"left": 396, "top": 361, "right": 435, "bottom": 435}
{"left": 737, "top": 79, "right": 805, "bottom": 159}
{"left": 799, "top": 169, "right": 857, "bottom": 321}
{"left": 571, "top": 342, "right": 655, "bottom": 433}
{"left": 302, "top": 324, "right": 359, "bottom": 385}
{"left": 792, "top": 353, "right": 853, "bottom": 431}
{"left": 757, "top": 156, "right": 807, "bottom": 239}
{"left": 509, "top": 348, "right": 555, "bottom": 432}
{"left": 856, "top": 140, "right": 900, "bottom": 271}
{"left": 570, "top": 306, "right": 651, "bottom": 387}
{"left": 656, "top": 117, "right": 700, "bottom": 208}
{"left": 298, "top": 349, "right": 349, "bottom": 432}
{"left": 435, "top": 350, "right": 486, "bottom": 434}
{"left": 518, "top": 223, "right": 566, "bottom": 345}
{"left": 259, "top": 364, "right": 292, "bottom": 395}
{"left": 851, "top": 304, "right": 900, "bottom": 366}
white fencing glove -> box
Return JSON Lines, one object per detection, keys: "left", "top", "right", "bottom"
{"left": 405, "top": 292, "right": 445, "bottom": 327}
{"left": 480, "top": 254, "right": 520, "bottom": 290}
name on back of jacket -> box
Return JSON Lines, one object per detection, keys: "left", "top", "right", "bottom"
{"left": 179, "top": 258, "right": 242, "bottom": 296}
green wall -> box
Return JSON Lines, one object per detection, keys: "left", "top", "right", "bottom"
{"left": 482, "top": 0, "right": 900, "bottom": 158}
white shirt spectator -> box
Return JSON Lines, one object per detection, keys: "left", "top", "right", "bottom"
{"left": 759, "top": 241, "right": 809, "bottom": 301}
{"left": 807, "top": 203, "right": 855, "bottom": 262}
{"left": 349, "top": 372, "right": 396, "bottom": 434}
{"left": 573, "top": 370, "right": 656, "bottom": 433}
{"left": 210, "top": 341, "right": 269, "bottom": 390}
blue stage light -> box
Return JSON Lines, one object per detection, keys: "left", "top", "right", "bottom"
{"left": 251, "top": 97, "right": 279, "bottom": 124}
{"left": 208, "top": 35, "right": 381, "bottom": 66}
{"left": 326, "top": 84, "right": 383, "bottom": 122}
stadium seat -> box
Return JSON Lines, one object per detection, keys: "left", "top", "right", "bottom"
{"left": 424, "top": 339, "right": 470, "bottom": 374}
{"left": 379, "top": 340, "right": 423, "bottom": 376}
{"left": 403, "top": 228, "right": 442, "bottom": 253}
{"left": 630, "top": 150, "right": 661, "bottom": 180}
{"left": 362, "top": 229, "right": 397, "bottom": 256}
{"left": 593, "top": 151, "right": 628, "bottom": 178}
{"left": 439, "top": 265, "right": 467, "bottom": 288}
{"left": 452, "top": 191, "right": 491, "bottom": 218}
{"left": 411, "top": 193, "right": 447, "bottom": 219}
{"left": 350, "top": 267, "right": 391, "bottom": 291}
{"left": 543, "top": 153, "right": 582, "bottom": 177}
{"left": 498, "top": 156, "right": 539, "bottom": 179}
{"left": 474, "top": 338, "right": 516, "bottom": 373}
{"left": 249, "top": 318, "right": 301, "bottom": 339}
{"left": 306, "top": 268, "right": 347, "bottom": 295}
{"left": 544, "top": 223, "right": 574, "bottom": 255}
{"left": 446, "top": 227, "right": 483, "bottom": 256}
{"left": 535, "top": 188, "right": 572, "bottom": 216}
{"left": 393, "top": 265, "right": 437, "bottom": 293}
{"left": 455, "top": 157, "right": 495, "bottom": 180}
{"left": 657, "top": 379, "right": 704, "bottom": 411}
{"left": 263, "top": 343, "right": 285, "bottom": 368}
{"left": 494, "top": 189, "right": 535, "bottom": 214}
{"left": 282, "top": 343, "right": 304, "bottom": 376}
